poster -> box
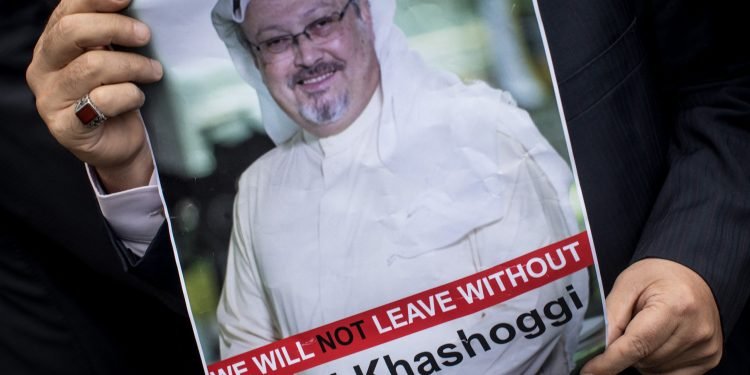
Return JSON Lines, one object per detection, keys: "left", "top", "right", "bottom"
{"left": 132, "top": 0, "right": 607, "bottom": 373}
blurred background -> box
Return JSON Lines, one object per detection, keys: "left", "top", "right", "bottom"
{"left": 134, "top": 0, "right": 602, "bottom": 366}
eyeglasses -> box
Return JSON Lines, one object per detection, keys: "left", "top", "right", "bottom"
{"left": 247, "top": 0, "right": 355, "bottom": 63}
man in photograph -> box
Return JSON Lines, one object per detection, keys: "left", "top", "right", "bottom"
{"left": 211, "top": 0, "right": 588, "bottom": 372}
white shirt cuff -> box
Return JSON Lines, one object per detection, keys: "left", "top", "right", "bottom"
{"left": 87, "top": 165, "right": 164, "bottom": 258}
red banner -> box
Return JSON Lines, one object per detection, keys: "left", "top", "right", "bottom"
{"left": 207, "top": 231, "right": 593, "bottom": 375}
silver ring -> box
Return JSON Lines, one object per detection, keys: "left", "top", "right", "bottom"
{"left": 74, "top": 94, "right": 107, "bottom": 129}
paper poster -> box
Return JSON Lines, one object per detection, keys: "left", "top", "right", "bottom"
{"left": 132, "top": 0, "right": 606, "bottom": 373}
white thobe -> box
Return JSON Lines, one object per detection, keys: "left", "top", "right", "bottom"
{"left": 217, "top": 87, "right": 588, "bottom": 374}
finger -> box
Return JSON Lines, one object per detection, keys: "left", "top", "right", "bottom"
{"left": 582, "top": 302, "right": 676, "bottom": 374}
{"left": 601, "top": 273, "right": 640, "bottom": 345}
{"left": 46, "top": 0, "right": 132, "bottom": 35}
{"left": 41, "top": 13, "right": 151, "bottom": 70}
{"left": 89, "top": 82, "right": 146, "bottom": 119}
{"left": 66, "top": 110, "right": 150, "bottom": 174}
{"left": 55, "top": 50, "right": 162, "bottom": 101}
{"left": 47, "top": 82, "right": 144, "bottom": 142}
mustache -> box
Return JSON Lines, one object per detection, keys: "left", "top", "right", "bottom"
{"left": 290, "top": 61, "right": 345, "bottom": 86}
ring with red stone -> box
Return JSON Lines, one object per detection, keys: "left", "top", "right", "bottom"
{"left": 74, "top": 94, "right": 107, "bottom": 129}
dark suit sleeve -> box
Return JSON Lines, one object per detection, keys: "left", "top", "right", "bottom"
{"left": 631, "top": 1, "right": 750, "bottom": 336}
{"left": 108, "top": 221, "right": 191, "bottom": 316}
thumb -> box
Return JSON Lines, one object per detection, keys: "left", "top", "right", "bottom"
{"left": 603, "top": 271, "right": 642, "bottom": 345}
{"left": 580, "top": 271, "right": 642, "bottom": 374}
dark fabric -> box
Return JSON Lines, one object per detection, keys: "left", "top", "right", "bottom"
{"left": 0, "top": 1, "right": 203, "bottom": 374}
{"left": 538, "top": 0, "right": 750, "bottom": 371}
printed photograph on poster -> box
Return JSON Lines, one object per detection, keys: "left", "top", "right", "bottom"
{"left": 129, "top": 0, "right": 607, "bottom": 373}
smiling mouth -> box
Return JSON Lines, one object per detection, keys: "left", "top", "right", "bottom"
{"left": 292, "top": 61, "right": 344, "bottom": 88}
{"left": 299, "top": 71, "right": 335, "bottom": 85}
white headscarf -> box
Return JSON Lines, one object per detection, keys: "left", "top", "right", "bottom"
{"left": 212, "top": 0, "right": 400, "bottom": 144}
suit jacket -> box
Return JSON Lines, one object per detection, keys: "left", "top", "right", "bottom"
{"left": 538, "top": 0, "right": 750, "bottom": 371}
{"left": 0, "top": 1, "right": 203, "bottom": 373}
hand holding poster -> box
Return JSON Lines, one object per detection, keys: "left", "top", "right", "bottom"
{"left": 129, "top": 0, "right": 607, "bottom": 373}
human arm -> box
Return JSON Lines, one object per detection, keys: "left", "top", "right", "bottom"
{"left": 26, "top": 0, "right": 164, "bottom": 259}
{"left": 582, "top": 79, "right": 749, "bottom": 374}
{"left": 87, "top": 166, "right": 193, "bottom": 314}
{"left": 87, "top": 166, "right": 162, "bottom": 256}
{"left": 580, "top": 2, "right": 750, "bottom": 374}
{"left": 24, "top": 0, "right": 192, "bottom": 313}
{"left": 26, "top": 0, "right": 161, "bottom": 193}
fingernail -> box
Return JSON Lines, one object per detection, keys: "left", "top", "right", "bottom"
{"left": 151, "top": 59, "right": 163, "bottom": 78}
{"left": 133, "top": 22, "right": 150, "bottom": 42}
